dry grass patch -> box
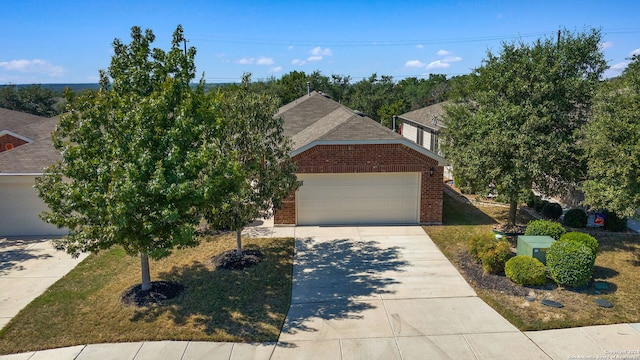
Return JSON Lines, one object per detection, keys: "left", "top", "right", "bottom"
{"left": 425, "top": 194, "right": 640, "bottom": 331}
{"left": 0, "top": 234, "right": 293, "bottom": 355}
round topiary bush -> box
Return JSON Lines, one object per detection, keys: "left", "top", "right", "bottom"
{"left": 559, "top": 232, "right": 598, "bottom": 256}
{"left": 564, "top": 208, "right": 587, "bottom": 228}
{"left": 533, "top": 197, "right": 548, "bottom": 213}
{"left": 546, "top": 240, "right": 595, "bottom": 288}
{"left": 524, "top": 219, "right": 566, "bottom": 240}
{"left": 467, "top": 232, "right": 496, "bottom": 263}
{"left": 604, "top": 210, "right": 627, "bottom": 232}
{"left": 505, "top": 255, "right": 547, "bottom": 286}
{"left": 479, "top": 240, "right": 511, "bottom": 274}
{"left": 541, "top": 202, "right": 563, "bottom": 220}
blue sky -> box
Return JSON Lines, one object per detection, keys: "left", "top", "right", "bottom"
{"left": 2, "top": 0, "right": 639, "bottom": 84}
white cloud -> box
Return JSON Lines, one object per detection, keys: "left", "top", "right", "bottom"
{"left": 405, "top": 60, "right": 425, "bottom": 68}
{"left": 426, "top": 60, "right": 450, "bottom": 69}
{"left": 416, "top": 44, "right": 424, "bottom": 49}
{"left": 0, "top": 59, "right": 65, "bottom": 77}
{"left": 436, "top": 49, "right": 451, "bottom": 56}
{"left": 270, "top": 66, "right": 282, "bottom": 73}
{"left": 288, "top": 45, "right": 294, "bottom": 50}
{"left": 292, "top": 59, "right": 306, "bottom": 66}
{"left": 238, "top": 57, "right": 254, "bottom": 64}
{"left": 630, "top": 48, "right": 640, "bottom": 55}
{"left": 611, "top": 61, "right": 630, "bottom": 71}
{"left": 307, "top": 56, "right": 323, "bottom": 62}
{"left": 256, "top": 56, "right": 274, "bottom": 65}
{"left": 443, "top": 56, "right": 462, "bottom": 63}
{"left": 309, "top": 47, "right": 333, "bottom": 56}
{"left": 599, "top": 41, "right": 614, "bottom": 50}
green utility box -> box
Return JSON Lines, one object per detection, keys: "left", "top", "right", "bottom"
{"left": 517, "top": 236, "right": 556, "bottom": 265}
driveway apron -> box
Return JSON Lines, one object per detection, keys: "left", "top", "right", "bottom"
{"left": 273, "top": 226, "right": 551, "bottom": 360}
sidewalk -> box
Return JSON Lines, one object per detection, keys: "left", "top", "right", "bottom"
{"left": 1, "top": 225, "right": 639, "bottom": 359}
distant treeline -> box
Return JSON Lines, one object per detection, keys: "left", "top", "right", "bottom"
{"left": 1, "top": 71, "right": 467, "bottom": 124}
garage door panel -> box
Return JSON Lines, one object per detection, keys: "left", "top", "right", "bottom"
{"left": 297, "top": 173, "right": 420, "bottom": 225}
{"left": 0, "top": 178, "right": 67, "bottom": 237}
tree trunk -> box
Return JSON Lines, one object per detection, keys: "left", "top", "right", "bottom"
{"left": 235, "top": 228, "right": 243, "bottom": 257}
{"left": 508, "top": 199, "right": 518, "bottom": 226}
{"left": 140, "top": 252, "right": 151, "bottom": 291}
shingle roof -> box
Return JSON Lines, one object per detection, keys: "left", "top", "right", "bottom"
{"left": 276, "top": 91, "right": 404, "bottom": 150}
{"left": 0, "top": 108, "right": 60, "bottom": 174}
{"left": 398, "top": 101, "right": 449, "bottom": 131}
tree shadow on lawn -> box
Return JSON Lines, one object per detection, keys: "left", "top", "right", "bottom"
{"left": 0, "top": 238, "right": 53, "bottom": 275}
{"left": 280, "top": 237, "right": 408, "bottom": 337}
{"left": 128, "top": 240, "right": 294, "bottom": 342}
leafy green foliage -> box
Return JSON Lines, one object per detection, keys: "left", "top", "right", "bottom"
{"left": 547, "top": 240, "right": 595, "bottom": 288}
{"left": 203, "top": 74, "right": 299, "bottom": 255}
{"left": 441, "top": 29, "right": 606, "bottom": 225}
{"left": 524, "top": 219, "right": 566, "bottom": 240}
{"left": 36, "top": 25, "right": 240, "bottom": 290}
{"left": 0, "top": 84, "right": 60, "bottom": 117}
{"left": 505, "top": 256, "right": 547, "bottom": 286}
{"left": 604, "top": 210, "right": 628, "bottom": 232}
{"left": 559, "top": 232, "right": 598, "bottom": 256}
{"left": 541, "top": 202, "right": 563, "bottom": 220}
{"left": 480, "top": 240, "right": 512, "bottom": 274}
{"left": 583, "top": 55, "right": 640, "bottom": 219}
{"left": 563, "top": 209, "right": 588, "bottom": 228}
{"left": 467, "top": 232, "right": 497, "bottom": 263}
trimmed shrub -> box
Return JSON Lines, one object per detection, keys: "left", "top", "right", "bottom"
{"left": 524, "top": 219, "right": 566, "bottom": 240}
{"left": 480, "top": 240, "right": 512, "bottom": 274}
{"left": 559, "top": 232, "right": 598, "bottom": 256}
{"left": 542, "top": 202, "right": 563, "bottom": 220}
{"left": 564, "top": 208, "right": 587, "bottom": 228}
{"left": 467, "top": 232, "right": 496, "bottom": 263}
{"left": 533, "top": 197, "right": 548, "bottom": 213}
{"left": 505, "top": 256, "right": 547, "bottom": 286}
{"left": 604, "top": 210, "right": 627, "bottom": 232}
{"left": 547, "top": 240, "right": 595, "bottom": 288}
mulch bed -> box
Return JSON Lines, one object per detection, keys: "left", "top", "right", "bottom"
{"left": 212, "top": 249, "right": 265, "bottom": 270}
{"left": 458, "top": 252, "right": 541, "bottom": 297}
{"left": 120, "top": 281, "right": 185, "bottom": 307}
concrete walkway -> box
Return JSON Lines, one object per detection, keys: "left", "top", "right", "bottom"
{"left": 1, "top": 226, "right": 639, "bottom": 359}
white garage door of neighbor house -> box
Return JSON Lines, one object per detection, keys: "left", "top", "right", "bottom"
{"left": 0, "top": 176, "right": 67, "bottom": 237}
{"left": 296, "top": 172, "right": 420, "bottom": 225}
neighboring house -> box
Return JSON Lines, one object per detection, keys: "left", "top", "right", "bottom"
{"left": 0, "top": 107, "right": 66, "bottom": 237}
{"left": 398, "top": 101, "right": 448, "bottom": 155}
{"left": 274, "top": 91, "right": 446, "bottom": 226}
{"left": 398, "top": 101, "right": 453, "bottom": 180}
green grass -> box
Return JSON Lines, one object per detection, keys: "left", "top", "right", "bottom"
{"left": 425, "top": 193, "right": 640, "bottom": 331}
{"left": 0, "top": 234, "right": 294, "bottom": 355}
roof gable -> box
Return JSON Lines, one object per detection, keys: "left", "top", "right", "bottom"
{"left": 398, "top": 101, "right": 449, "bottom": 130}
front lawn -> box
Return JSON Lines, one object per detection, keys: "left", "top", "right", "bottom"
{"left": 425, "top": 194, "right": 640, "bottom": 331}
{"left": 0, "top": 234, "right": 294, "bottom": 355}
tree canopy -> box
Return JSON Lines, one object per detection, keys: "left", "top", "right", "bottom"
{"left": 582, "top": 54, "right": 640, "bottom": 218}
{"left": 441, "top": 29, "right": 607, "bottom": 225}
{"left": 204, "top": 74, "right": 299, "bottom": 256}
{"left": 0, "top": 84, "right": 60, "bottom": 117}
{"left": 37, "top": 25, "right": 240, "bottom": 291}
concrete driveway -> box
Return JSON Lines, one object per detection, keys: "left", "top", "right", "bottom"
{"left": 270, "top": 226, "right": 550, "bottom": 359}
{"left": 0, "top": 237, "right": 87, "bottom": 330}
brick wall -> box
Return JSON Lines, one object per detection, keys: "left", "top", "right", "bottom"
{"left": 0, "top": 134, "right": 28, "bottom": 152}
{"left": 274, "top": 143, "right": 443, "bottom": 225}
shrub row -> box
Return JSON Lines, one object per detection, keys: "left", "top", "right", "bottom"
{"left": 467, "top": 233, "right": 511, "bottom": 274}
{"left": 524, "top": 219, "right": 566, "bottom": 240}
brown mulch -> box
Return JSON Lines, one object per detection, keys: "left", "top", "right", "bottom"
{"left": 120, "top": 281, "right": 185, "bottom": 307}
{"left": 212, "top": 249, "right": 265, "bottom": 270}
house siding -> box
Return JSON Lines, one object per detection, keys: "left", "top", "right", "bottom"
{"left": 274, "top": 143, "right": 443, "bottom": 225}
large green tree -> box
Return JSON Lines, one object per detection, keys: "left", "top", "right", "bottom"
{"left": 0, "top": 84, "right": 59, "bottom": 117}
{"left": 582, "top": 55, "right": 640, "bottom": 218}
{"left": 441, "top": 29, "right": 607, "bottom": 225}
{"left": 36, "top": 26, "right": 239, "bottom": 291}
{"left": 205, "top": 74, "right": 299, "bottom": 256}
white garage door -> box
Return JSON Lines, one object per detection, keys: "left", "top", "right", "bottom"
{"left": 0, "top": 176, "right": 67, "bottom": 237}
{"left": 297, "top": 172, "right": 420, "bottom": 225}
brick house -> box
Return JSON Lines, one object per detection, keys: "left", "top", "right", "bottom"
{"left": 274, "top": 91, "right": 445, "bottom": 226}
{"left": 0, "top": 107, "right": 65, "bottom": 236}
